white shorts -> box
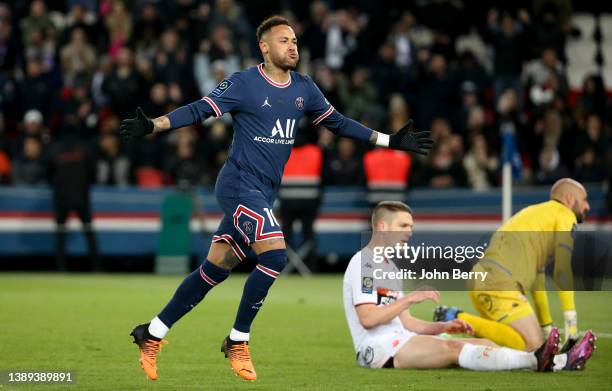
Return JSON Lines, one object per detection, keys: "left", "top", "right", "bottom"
{"left": 356, "top": 329, "right": 416, "bottom": 369}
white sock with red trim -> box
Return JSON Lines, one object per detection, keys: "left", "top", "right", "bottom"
{"left": 458, "top": 344, "right": 537, "bottom": 371}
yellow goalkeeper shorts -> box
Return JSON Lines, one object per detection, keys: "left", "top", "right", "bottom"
{"left": 469, "top": 290, "right": 534, "bottom": 324}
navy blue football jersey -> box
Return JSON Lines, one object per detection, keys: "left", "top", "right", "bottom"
{"left": 196, "top": 64, "right": 340, "bottom": 195}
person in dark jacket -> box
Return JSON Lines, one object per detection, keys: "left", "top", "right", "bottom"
{"left": 47, "top": 121, "right": 99, "bottom": 271}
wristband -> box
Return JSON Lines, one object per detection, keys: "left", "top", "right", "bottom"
{"left": 375, "top": 132, "right": 390, "bottom": 147}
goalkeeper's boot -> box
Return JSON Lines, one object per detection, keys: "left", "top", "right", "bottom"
{"left": 433, "top": 305, "right": 462, "bottom": 322}
{"left": 534, "top": 326, "right": 560, "bottom": 372}
{"left": 130, "top": 323, "right": 168, "bottom": 381}
{"left": 221, "top": 336, "right": 257, "bottom": 381}
{"left": 559, "top": 336, "right": 579, "bottom": 354}
{"left": 563, "top": 330, "right": 596, "bottom": 371}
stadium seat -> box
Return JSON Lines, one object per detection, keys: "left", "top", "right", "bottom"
{"left": 572, "top": 13, "right": 596, "bottom": 40}
{"left": 599, "top": 14, "right": 612, "bottom": 42}
{"left": 0, "top": 150, "right": 10, "bottom": 178}
{"left": 565, "top": 40, "right": 597, "bottom": 67}
{"left": 136, "top": 167, "right": 164, "bottom": 188}
{"left": 566, "top": 63, "right": 599, "bottom": 90}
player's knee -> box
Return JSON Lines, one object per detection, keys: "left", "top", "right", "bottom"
{"left": 523, "top": 336, "right": 544, "bottom": 352}
{"left": 207, "top": 242, "right": 240, "bottom": 270}
{"left": 258, "top": 248, "right": 288, "bottom": 273}
{"left": 443, "top": 339, "right": 466, "bottom": 358}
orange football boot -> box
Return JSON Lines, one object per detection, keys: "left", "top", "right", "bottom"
{"left": 130, "top": 323, "right": 168, "bottom": 380}
{"left": 221, "top": 336, "right": 257, "bottom": 381}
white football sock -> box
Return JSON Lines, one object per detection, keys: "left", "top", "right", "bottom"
{"left": 553, "top": 354, "right": 567, "bottom": 371}
{"left": 458, "top": 344, "right": 537, "bottom": 371}
{"left": 229, "top": 328, "right": 250, "bottom": 342}
{"left": 148, "top": 316, "right": 169, "bottom": 339}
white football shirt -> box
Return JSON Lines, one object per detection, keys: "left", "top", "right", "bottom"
{"left": 342, "top": 247, "right": 405, "bottom": 352}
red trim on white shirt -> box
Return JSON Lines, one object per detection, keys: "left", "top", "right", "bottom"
{"left": 354, "top": 302, "right": 377, "bottom": 307}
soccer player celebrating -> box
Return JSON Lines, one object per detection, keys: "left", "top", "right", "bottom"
{"left": 435, "top": 178, "right": 590, "bottom": 353}
{"left": 121, "top": 16, "right": 433, "bottom": 381}
{"left": 343, "top": 201, "right": 595, "bottom": 371}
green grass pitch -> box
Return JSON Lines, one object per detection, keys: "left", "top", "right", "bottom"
{"left": 1, "top": 273, "right": 611, "bottom": 390}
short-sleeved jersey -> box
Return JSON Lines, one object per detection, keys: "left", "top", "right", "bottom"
{"left": 201, "top": 64, "right": 336, "bottom": 197}
{"left": 343, "top": 247, "right": 404, "bottom": 352}
{"left": 480, "top": 200, "right": 577, "bottom": 290}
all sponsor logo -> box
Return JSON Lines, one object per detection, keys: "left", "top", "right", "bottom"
{"left": 253, "top": 118, "right": 296, "bottom": 145}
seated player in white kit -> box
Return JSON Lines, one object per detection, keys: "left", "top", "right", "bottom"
{"left": 342, "top": 201, "right": 596, "bottom": 371}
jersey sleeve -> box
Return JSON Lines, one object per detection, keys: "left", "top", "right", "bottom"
{"left": 348, "top": 254, "right": 378, "bottom": 306}
{"left": 304, "top": 76, "right": 336, "bottom": 126}
{"left": 166, "top": 72, "right": 244, "bottom": 129}
{"left": 304, "top": 76, "right": 373, "bottom": 142}
{"left": 202, "top": 72, "right": 244, "bottom": 117}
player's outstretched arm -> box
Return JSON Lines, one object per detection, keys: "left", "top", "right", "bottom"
{"left": 120, "top": 99, "right": 214, "bottom": 140}
{"left": 326, "top": 114, "right": 434, "bottom": 156}
{"left": 308, "top": 76, "right": 433, "bottom": 155}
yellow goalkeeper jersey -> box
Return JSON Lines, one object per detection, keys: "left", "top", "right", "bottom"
{"left": 478, "top": 200, "right": 577, "bottom": 291}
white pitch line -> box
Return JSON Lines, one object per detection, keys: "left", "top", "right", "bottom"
{"left": 589, "top": 331, "right": 612, "bottom": 339}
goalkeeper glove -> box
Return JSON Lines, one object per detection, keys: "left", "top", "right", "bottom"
{"left": 388, "top": 119, "right": 433, "bottom": 156}
{"left": 120, "top": 107, "right": 154, "bottom": 140}
{"left": 564, "top": 309, "right": 578, "bottom": 341}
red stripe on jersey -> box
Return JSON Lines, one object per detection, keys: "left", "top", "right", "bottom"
{"left": 313, "top": 105, "right": 334, "bottom": 125}
{"left": 202, "top": 97, "right": 222, "bottom": 117}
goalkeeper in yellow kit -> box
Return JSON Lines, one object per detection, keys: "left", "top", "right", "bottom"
{"left": 435, "top": 178, "right": 590, "bottom": 352}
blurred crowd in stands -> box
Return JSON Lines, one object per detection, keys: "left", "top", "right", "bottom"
{"left": 0, "top": 0, "right": 610, "bottom": 192}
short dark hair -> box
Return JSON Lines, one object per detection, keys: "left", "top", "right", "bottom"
{"left": 372, "top": 201, "right": 412, "bottom": 226}
{"left": 256, "top": 15, "right": 291, "bottom": 41}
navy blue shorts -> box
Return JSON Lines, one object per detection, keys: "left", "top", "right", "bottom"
{"left": 212, "top": 164, "right": 283, "bottom": 260}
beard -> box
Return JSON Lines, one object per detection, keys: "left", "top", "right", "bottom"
{"left": 574, "top": 206, "right": 585, "bottom": 223}
{"left": 270, "top": 51, "right": 298, "bottom": 70}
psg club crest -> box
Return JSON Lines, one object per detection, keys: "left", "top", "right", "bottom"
{"left": 295, "top": 97, "right": 304, "bottom": 110}
{"left": 242, "top": 221, "right": 254, "bottom": 234}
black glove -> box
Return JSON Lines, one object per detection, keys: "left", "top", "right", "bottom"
{"left": 119, "top": 107, "right": 154, "bottom": 140}
{"left": 389, "top": 119, "right": 433, "bottom": 156}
